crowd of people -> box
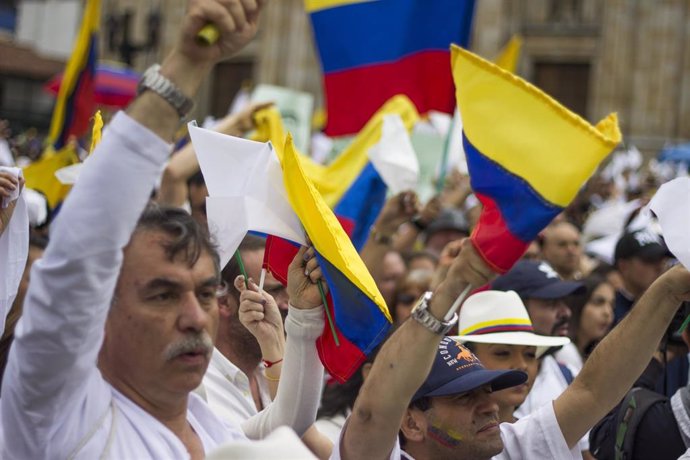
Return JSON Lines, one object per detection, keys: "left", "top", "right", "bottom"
{"left": 1, "top": 1, "right": 690, "bottom": 459}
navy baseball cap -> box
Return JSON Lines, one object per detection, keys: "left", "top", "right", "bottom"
{"left": 412, "top": 337, "right": 527, "bottom": 402}
{"left": 491, "top": 260, "right": 585, "bottom": 300}
{"left": 614, "top": 230, "right": 670, "bottom": 264}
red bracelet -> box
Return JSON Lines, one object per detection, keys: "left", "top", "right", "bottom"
{"left": 262, "top": 358, "right": 283, "bottom": 368}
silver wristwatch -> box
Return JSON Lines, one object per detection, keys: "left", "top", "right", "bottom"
{"left": 137, "top": 64, "right": 194, "bottom": 118}
{"left": 410, "top": 291, "right": 458, "bottom": 335}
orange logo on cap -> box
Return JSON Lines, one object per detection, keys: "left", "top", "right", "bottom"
{"left": 456, "top": 344, "right": 478, "bottom": 363}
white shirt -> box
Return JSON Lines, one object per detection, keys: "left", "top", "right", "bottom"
{"left": 0, "top": 113, "right": 325, "bottom": 458}
{"left": 315, "top": 411, "right": 350, "bottom": 444}
{"left": 330, "top": 402, "right": 580, "bottom": 460}
{"left": 199, "top": 348, "right": 272, "bottom": 426}
{"left": 514, "top": 354, "right": 589, "bottom": 451}
{"left": 554, "top": 342, "right": 584, "bottom": 374}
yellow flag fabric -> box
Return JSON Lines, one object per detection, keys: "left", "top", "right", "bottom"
{"left": 494, "top": 35, "right": 523, "bottom": 73}
{"left": 281, "top": 134, "right": 390, "bottom": 320}
{"left": 254, "top": 94, "right": 419, "bottom": 207}
{"left": 304, "top": 0, "right": 374, "bottom": 13}
{"left": 89, "top": 110, "right": 103, "bottom": 155}
{"left": 452, "top": 45, "right": 621, "bottom": 207}
{"left": 23, "top": 147, "right": 79, "bottom": 209}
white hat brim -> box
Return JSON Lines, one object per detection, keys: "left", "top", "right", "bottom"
{"left": 453, "top": 332, "right": 570, "bottom": 358}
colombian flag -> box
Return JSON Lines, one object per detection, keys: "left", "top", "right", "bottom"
{"left": 47, "top": 0, "right": 100, "bottom": 150}
{"left": 307, "top": 0, "right": 475, "bottom": 136}
{"left": 254, "top": 95, "right": 419, "bottom": 249}
{"left": 281, "top": 134, "right": 392, "bottom": 382}
{"left": 452, "top": 46, "right": 621, "bottom": 273}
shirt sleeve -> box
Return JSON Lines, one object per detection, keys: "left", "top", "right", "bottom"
{"left": 1, "top": 112, "right": 171, "bottom": 456}
{"left": 498, "top": 402, "right": 581, "bottom": 460}
{"left": 241, "top": 305, "right": 325, "bottom": 439}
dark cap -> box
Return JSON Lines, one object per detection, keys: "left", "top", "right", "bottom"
{"left": 412, "top": 337, "right": 526, "bottom": 402}
{"left": 425, "top": 209, "right": 469, "bottom": 239}
{"left": 614, "top": 230, "right": 669, "bottom": 264}
{"left": 491, "top": 260, "right": 585, "bottom": 300}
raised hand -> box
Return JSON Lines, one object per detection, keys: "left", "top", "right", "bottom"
{"left": 234, "top": 275, "right": 285, "bottom": 358}
{"left": 373, "top": 191, "right": 420, "bottom": 236}
{"left": 178, "top": 0, "right": 263, "bottom": 65}
{"left": 0, "top": 171, "right": 20, "bottom": 201}
{"left": 287, "top": 245, "right": 327, "bottom": 310}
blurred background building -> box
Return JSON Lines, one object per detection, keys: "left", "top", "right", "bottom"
{"left": 0, "top": 0, "right": 688, "bottom": 155}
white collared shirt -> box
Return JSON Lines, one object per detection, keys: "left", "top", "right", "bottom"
{"left": 330, "top": 402, "right": 580, "bottom": 460}
{"left": 199, "top": 348, "right": 272, "bottom": 426}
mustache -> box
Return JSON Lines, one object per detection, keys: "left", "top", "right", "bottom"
{"left": 163, "top": 333, "right": 213, "bottom": 361}
{"left": 551, "top": 317, "right": 570, "bottom": 334}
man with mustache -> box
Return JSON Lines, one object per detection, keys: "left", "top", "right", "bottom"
{"left": 0, "top": 1, "right": 326, "bottom": 458}
{"left": 332, "top": 239, "right": 690, "bottom": 460}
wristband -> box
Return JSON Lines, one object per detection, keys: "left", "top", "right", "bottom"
{"left": 262, "top": 358, "right": 283, "bottom": 368}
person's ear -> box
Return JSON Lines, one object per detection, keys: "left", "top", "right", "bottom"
{"left": 217, "top": 294, "right": 234, "bottom": 318}
{"left": 361, "top": 362, "right": 373, "bottom": 380}
{"left": 400, "top": 407, "right": 427, "bottom": 444}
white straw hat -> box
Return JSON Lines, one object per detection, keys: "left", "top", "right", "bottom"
{"left": 453, "top": 290, "right": 569, "bottom": 357}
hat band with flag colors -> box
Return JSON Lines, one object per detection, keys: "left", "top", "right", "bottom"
{"left": 454, "top": 290, "right": 569, "bottom": 357}
{"left": 451, "top": 45, "right": 621, "bottom": 273}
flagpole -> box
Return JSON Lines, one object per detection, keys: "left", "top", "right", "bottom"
{"left": 258, "top": 268, "right": 266, "bottom": 292}
{"left": 444, "top": 284, "right": 472, "bottom": 322}
{"left": 234, "top": 250, "right": 249, "bottom": 289}
{"left": 436, "top": 113, "right": 454, "bottom": 194}
{"left": 318, "top": 280, "right": 340, "bottom": 347}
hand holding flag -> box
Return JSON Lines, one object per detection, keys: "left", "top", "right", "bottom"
{"left": 288, "top": 245, "right": 328, "bottom": 310}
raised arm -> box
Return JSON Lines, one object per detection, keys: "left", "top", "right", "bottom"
{"left": 158, "top": 101, "right": 272, "bottom": 207}
{"left": 554, "top": 264, "right": 690, "bottom": 447}
{"left": 240, "top": 246, "right": 326, "bottom": 439}
{"left": 342, "top": 239, "right": 495, "bottom": 460}
{"left": 360, "top": 191, "right": 418, "bottom": 279}
{"left": 2, "top": 0, "right": 261, "bottom": 455}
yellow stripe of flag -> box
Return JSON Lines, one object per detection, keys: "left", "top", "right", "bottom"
{"left": 281, "top": 134, "right": 391, "bottom": 321}
{"left": 304, "top": 0, "right": 376, "bottom": 13}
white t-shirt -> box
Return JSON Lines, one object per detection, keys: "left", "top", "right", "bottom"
{"left": 330, "top": 402, "right": 581, "bottom": 460}
{"left": 199, "top": 348, "right": 272, "bottom": 426}
{"left": 515, "top": 354, "right": 589, "bottom": 451}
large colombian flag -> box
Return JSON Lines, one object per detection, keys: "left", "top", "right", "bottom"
{"left": 452, "top": 46, "right": 621, "bottom": 273}
{"left": 307, "top": 0, "right": 475, "bottom": 136}
{"left": 47, "top": 0, "right": 100, "bottom": 150}
{"left": 281, "top": 134, "right": 392, "bottom": 382}
{"left": 253, "top": 95, "right": 419, "bottom": 249}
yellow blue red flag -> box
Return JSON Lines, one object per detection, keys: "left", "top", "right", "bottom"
{"left": 451, "top": 45, "right": 621, "bottom": 273}
{"left": 47, "top": 0, "right": 100, "bottom": 150}
{"left": 254, "top": 95, "right": 419, "bottom": 248}
{"left": 306, "top": 0, "right": 475, "bottom": 136}
{"left": 281, "top": 134, "right": 392, "bottom": 381}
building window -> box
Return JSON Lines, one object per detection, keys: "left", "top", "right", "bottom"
{"left": 533, "top": 62, "right": 590, "bottom": 119}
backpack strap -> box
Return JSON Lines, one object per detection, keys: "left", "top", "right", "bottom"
{"left": 614, "top": 387, "right": 667, "bottom": 460}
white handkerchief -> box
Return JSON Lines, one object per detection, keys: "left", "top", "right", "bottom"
{"left": 649, "top": 177, "right": 690, "bottom": 269}
{"left": 368, "top": 114, "right": 419, "bottom": 194}
{"left": 0, "top": 166, "right": 22, "bottom": 208}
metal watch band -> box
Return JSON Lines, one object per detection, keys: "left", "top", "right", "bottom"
{"left": 410, "top": 291, "right": 458, "bottom": 335}
{"left": 137, "top": 64, "right": 194, "bottom": 118}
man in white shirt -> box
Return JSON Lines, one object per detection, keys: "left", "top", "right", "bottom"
{"left": 1, "top": 2, "right": 326, "bottom": 458}
{"left": 200, "top": 234, "right": 290, "bottom": 426}
{"left": 333, "top": 238, "right": 690, "bottom": 460}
